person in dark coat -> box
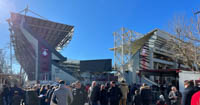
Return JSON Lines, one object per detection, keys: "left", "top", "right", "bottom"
{"left": 46, "top": 86, "right": 55, "bottom": 105}
{"left": 39, "top": 85, "right": 48, "bottom": 105}
{"left": 24, "top": 86, "right": 40, "bottom": 105}
{"left": 10, "top": 84, "right": 24, "bottom": 105}
{"left": 108, "top": 81, "right": 122, "bottom": 105}
{"left": 127, "top": 86, "right": 133, "bottom": 105}
{"left": 182, "top": 80, "right": 195, "bottom": 105}
{"left": 100, "top": 84, "right": 108, "bottom": 105}
{"left": 2, "top": 84, "right": 10, "bottom": 105}
{"left": 140, "top": 83, "right": 152, "bottom": 105}
{"left": 88, "top": 81, "right": 100, "bottom": 105}
{"left": 71, "top": 81, "right": 87, "bottom": 105}
{"left": 132, "top": 90, "right": 142, "bottom": 105}
{"left": 10, "top": 84, "right": 23, "bottom": 96}
{"left": 11, "top": 91, "right": 22, "bottom": 105}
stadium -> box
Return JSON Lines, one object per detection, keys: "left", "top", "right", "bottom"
{"left": 7, "top": 12, "right": 76, "bottom": 81}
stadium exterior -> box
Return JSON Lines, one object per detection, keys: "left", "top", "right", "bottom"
{"left": 7, "top": 12, "right": 76, "bottom": 82}
{"left": 130, "top": 29, "right": 180, "bottom": 84}
{"left": 111, "top": 29, "right": 185, "bottom": 85}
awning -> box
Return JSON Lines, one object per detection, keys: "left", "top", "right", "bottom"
{"left": 139, "top": 69, "right": 181, "bottom": 77}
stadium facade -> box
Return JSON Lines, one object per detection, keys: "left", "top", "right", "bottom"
{"left": 111, "top": 29, "right": 184, "bottom": 85}
{"left": 7, "top": 12, "right": 76, "bottom": 82}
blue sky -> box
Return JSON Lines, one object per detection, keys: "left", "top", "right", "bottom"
{"left": 0, "top": 0, "right": 200, "bottom": 72}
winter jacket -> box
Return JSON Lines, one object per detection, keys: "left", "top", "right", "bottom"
{"left": 46, "top": 89, "right": 55, "bottom": 105}
{"left": 108, "top": 86, "right": 122, "bottom": 101}
{"left": 191, "top": 90, "right": 200, "bottom": 105}
{"left": 51, "top": 84, "right": 73, "bottom": 105}
{"left": 140, "top": 86, "right": 152, "bottom": 103}
{"left": 133, "top": 94, "right": 142, "bottom": 105}
{"left": 100, "top": 89, "right": 109, "bottom": 105}
{"left": 182, "top": 86, "right": 196, "bottom": 105}
{"left": 11, "top": 94, "right": 22, "bottom": 105}
{"left": 169, "top": 91, "right": 178, "bottom": 104}
{"left": 120, "top": 83, "right": 129, "bottom": 99}
{"left": 71, "top": 87, "right": 87, "bottom": 105}
{"left": 25, "top": 90, "right": 40, "bottom": 105}
{"left": 88, "top": 86, "right": 100, "bottom": 102}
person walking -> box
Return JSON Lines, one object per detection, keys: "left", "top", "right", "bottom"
{"left": 108, "top": 81, "right": 122, "bottom": 105}
{"left": 182, "top": 80, "right": 195, "bottom": 105}
{"left": 88, "top": 81, "right": 100, "bottom": 105}
{"left": 119, "top": 80, "right": 129, "bottom": 105}
{"left": 51, "top": 80, "right": 73, "bottom": 105}
{"left": 71, "top": 81, "right": 87, "bottom": 105}
{"left": 140, "top": 83, "right": 152, "bottom": 105}
{"left": 99, "top": 84, "right": 108, "bottom": 105}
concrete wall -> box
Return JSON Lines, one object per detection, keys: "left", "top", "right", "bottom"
{"left": 130, "top": 50, "right": 140, "bottom": 84}
{"left": 20, "top": 20, "right": 39, "bottom": 80}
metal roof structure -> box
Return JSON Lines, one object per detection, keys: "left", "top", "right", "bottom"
{"left": 139, "top": 69, "right": 180, "bottom": 77}
{"left": 110, "top": 29, "right": 157, "bottom": 55}
{"left": 10, "top": 12, "right": 74, "bottom": 50}
{"left": 7, "top": 12, "right": 74, "bottom": 80}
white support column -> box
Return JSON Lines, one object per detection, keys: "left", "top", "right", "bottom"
{"left": 20, "top": 17, "right": 39, "bottom": 80}
{"left": 149, "top": 48, "right": 154, "bottom": 69}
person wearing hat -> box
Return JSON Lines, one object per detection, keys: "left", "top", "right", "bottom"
{"left": 71, "top": 81, "right": 87, "bottom": 105}
{"left": 51, "top": 80, "right": 73, "bottom": 105}
{"left": 119, "top": 80, "right": 129, "bottom": 105}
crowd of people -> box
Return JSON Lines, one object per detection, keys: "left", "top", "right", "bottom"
{"left": 0, "top": 80, "right": 200, "bottom": 105}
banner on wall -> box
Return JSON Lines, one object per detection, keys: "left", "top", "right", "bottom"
{"left": 39, "top": 45, "right": 51, "bottom": 80}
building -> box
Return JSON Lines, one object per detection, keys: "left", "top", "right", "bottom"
{"left": 58, "top": 59, "right": 115, "bottom": 84}
{"left": 8, "top": 12, "right": 77, "bottom": 82}
{"left": 111, "top": 29, "right": 184, "bottom": 85}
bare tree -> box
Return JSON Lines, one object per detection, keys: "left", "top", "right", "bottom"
{"left": 0, "top": 49, "right": 9, "bottom": 73}
{"left": 0, "top": 47, "right": 17, "bottom": 74}
{"left": 168, "top": 15, "right": 200, "bottom": 71}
